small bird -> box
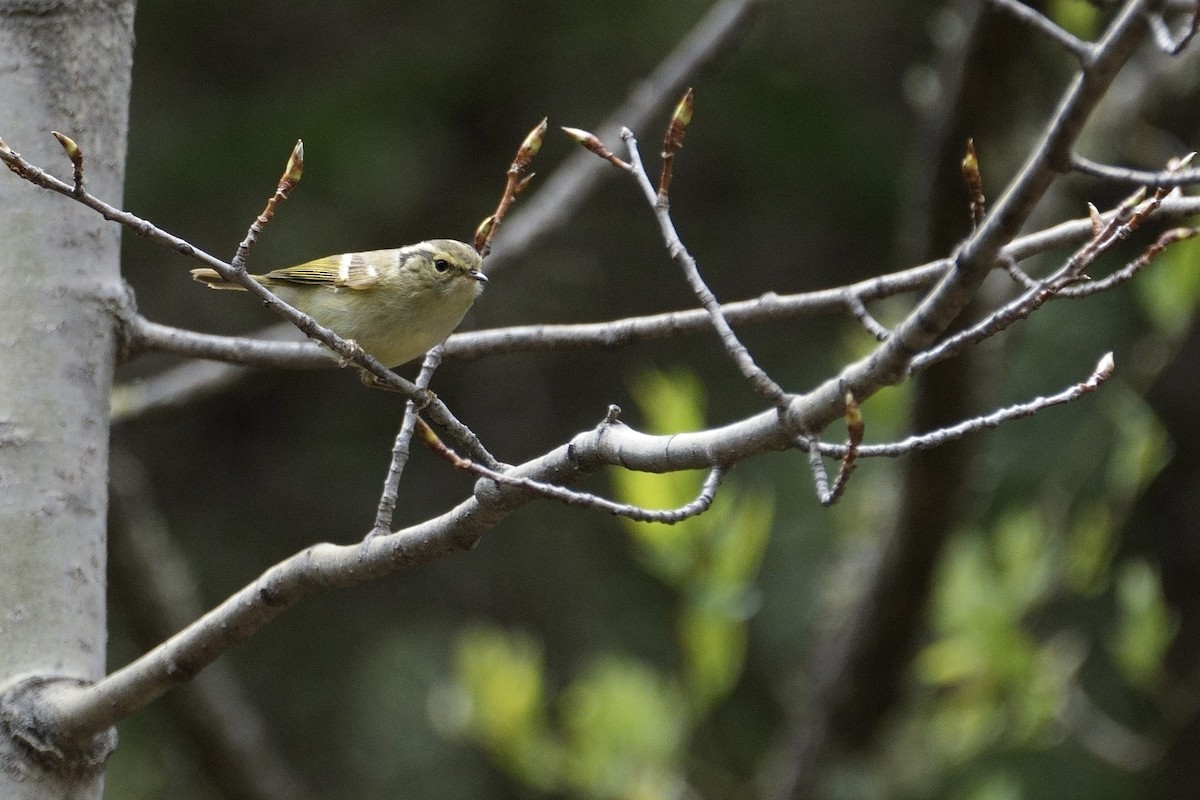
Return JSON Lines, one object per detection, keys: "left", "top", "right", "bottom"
{"left": 191, "top": 239, "right": 487, "bottom": 368}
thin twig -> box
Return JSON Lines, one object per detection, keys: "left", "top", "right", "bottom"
{"left": 842, "top": 291, "right": 890, "bottom": 341}
{"left": 984, "top": 0, "right": 1094, "bottom": 60}
{"left": 909, "top": 183, "right": 1172, "bottom": 372}
{"left": 803, "top": 390, "right": 864, "bottom": 506}
{"left": 810, "top": 352, "right": 1115, "bottom": 459}
{"left": 621, "top": 127, "right": 792, "bottom": 408}
{"left": 1056, "top": 225, "right": 1199, "bottom": 297}
{"left": 231, "top": 140, "right": 303, "bottom": 269}
{"left": 1145, "top": 3, "right": 1200, "bottom": 53}
{"left": 371, "top": 351, "right": 444, "bottom": 536}
{"left": 474, "top": 120, "right": 547, "bottom": 257}
{"left": 417, "top": 417, "right": 725, "bottom": 524}
{"left": 1071, "top": 151, "right": 1200, "bottom": 186}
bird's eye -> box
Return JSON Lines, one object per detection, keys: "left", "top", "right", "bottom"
{"left": 433, "top": 258, "right": 450, "bottom": 272}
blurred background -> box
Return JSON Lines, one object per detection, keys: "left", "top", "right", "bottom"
{"left": 105, "top": 0, "right": 1200, "bottom": 798}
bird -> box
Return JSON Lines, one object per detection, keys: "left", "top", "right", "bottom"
{"left": 191, "top": 239, "right": 487, "bottom": 368}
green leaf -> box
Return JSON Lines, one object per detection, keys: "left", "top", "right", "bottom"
{"left": 452, "top": 626, "right": 564, "bottom": 790}
{"left": 1134, "top": 233, "right": 1200, "bottom": 338}
{"left": 1109, "top": 560, "right": 1177, "bottom": 689}
{"left": 559, "top": 658, "right": 688, "bottom": 800}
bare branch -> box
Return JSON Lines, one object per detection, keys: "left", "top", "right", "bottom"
{"left": 984, "top": 0, "right": 1094, "bottom": 59}
{"left": 813, "top": 352, "right": 1115, "bottom": 459}
{"left": 48, "top": 409, "right": 775, "bottom": 741}
{"left": 371, "top": 351, "right": 445, "bottom": 536}
{"left": 127, "top": 318, "right": 333, "bottom": 369}
{"left": 419, "top": 417, "right": 725, "bottom": 524}
{"left": 818, "top": 0, "right": 1162, "bottom": 425}
{"left": 621, "top": 127, "right": 792, "bottom": 408}
{"left": 1071, "top": 151, "right": 1200, "bottom": 186}
{"left": 1146, "top": 3, "right": 1200, "bottom": 53}
{"left": 804, "top": 390, "right": 864, "bottom": 506}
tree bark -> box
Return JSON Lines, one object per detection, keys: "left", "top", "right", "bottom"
{"left": 0, "top": 1, "right": 135, "bottom": 796}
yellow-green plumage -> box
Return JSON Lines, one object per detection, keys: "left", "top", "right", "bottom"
{"left": 191, "top": 239, "right": 487, "bottom": 367}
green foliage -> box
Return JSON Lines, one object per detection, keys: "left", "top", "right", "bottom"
{"left": 1134, "top": 234, "right": 1200, "bottom": 338}
{"left": 446, "top": 368, "right": 773, "bottom": 796}
{"left": 835, "top": 377, "right": 1178, "bottom": 798}
{"left": 615, "top": 368, "right": 774, "bottom": 709}
{"left": 451, "top": 627, "right": 564, "bottom": 791}
{"left": 1048, "top": 0, "right": 1103, "bottom": 39}
{"left": 1109, "top": 561, "right": 1177, "bottom": 689}
{"left": 560, "top": 659, "right": 690, "bottom": 800}
{"left": 916, "top": 512, "right": 1079, "bottom": 755}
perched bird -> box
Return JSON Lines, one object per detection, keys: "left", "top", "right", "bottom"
{"left": 191, "top": 239, "right": 487, "bottom": 367}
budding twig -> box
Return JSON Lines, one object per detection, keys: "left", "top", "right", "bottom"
{"left": 912, "top": 175, "right": 1187, "bottom": 373}
{"left": 560, "top": 126, "right": 631, "bottom": 170}
{"left": 474, "top": 118, "right": 547, "bottom": 257}
{"left": 50, "top": 131, "right": 84, "bottom": 194}
{"left": 1057, "top": 225, "right": 1199, "bottom": 299}
{"left": 623, "top": 127, "right": 793, "bottom": 408}
{"left": 961, "top": 138, "right": 986, "bottom": 229}
{"left": 658, "top": 87, "right": 694, "bottom": 203}
{"left": 803, "top": 390, "right": 864, "bottom": 506}
{"left": 231, "top": 139, "right": 304, "bottom": 270}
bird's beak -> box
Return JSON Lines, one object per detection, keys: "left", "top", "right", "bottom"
{"left": 469, "top": 269, "right": 489, "bottom": 284}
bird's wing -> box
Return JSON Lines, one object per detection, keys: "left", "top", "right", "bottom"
{"left": 261, "top": 251, "right": 386, "bottom": 290}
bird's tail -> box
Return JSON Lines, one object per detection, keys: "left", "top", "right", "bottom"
{"left": 191, "top": 268, "right": 254, "bottom": 290}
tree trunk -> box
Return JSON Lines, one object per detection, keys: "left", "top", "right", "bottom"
{"left": 0, "top": 1, "right": 135, "bottom": 796}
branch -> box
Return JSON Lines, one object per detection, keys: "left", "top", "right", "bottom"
{"left": 984, "top": 0, "right": 1094, "bottom": 60}
{"left": 1071, "top": 151, "right": 1200, "bottom": 186}
{"left": 911, "top": 181, "right": 1186, "bottom": 372}
{"left": 371, "top": 351, "right": 444, "bottom": 536}
{"left": 57, "top": 338, "right": 1118, "bottom": 744}
{"left": 47, "top": 405, "right": 788, "bottom": 741}
{"left": 417, "top": 415, "right": 725, "bottom": 524}
{"left": 619, "top": 123, "right": 791, "bottom": 407}
{"left": 810, "top": 352, "right": 1115, "bottom": 459}
{"left": 117, "top": 192, "right": 1200, "bottom": 424}
{"left": 799, "top": 0, "right": 1160, "bottom": 435}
